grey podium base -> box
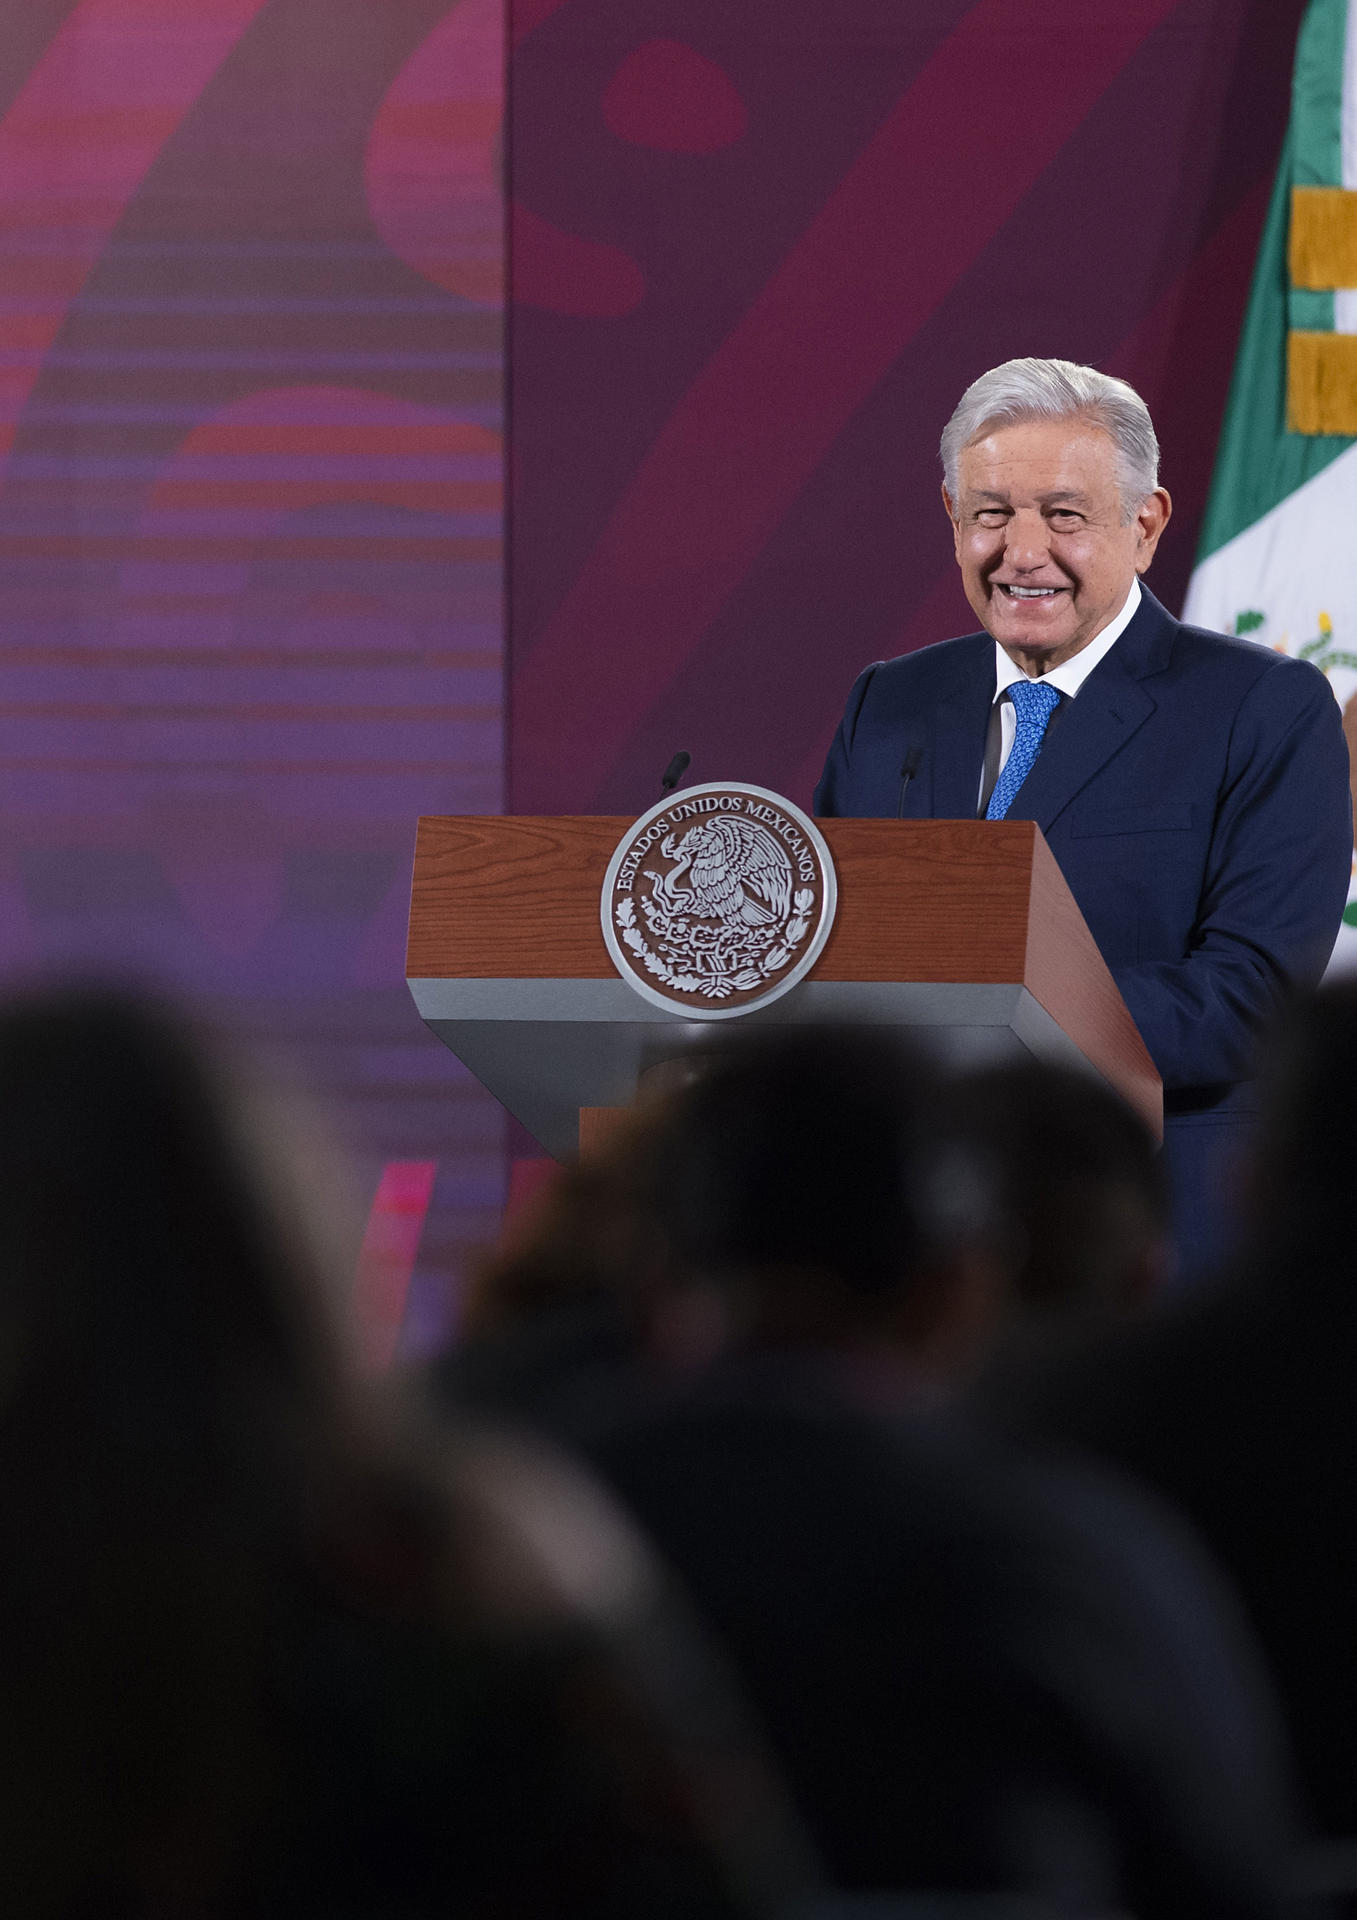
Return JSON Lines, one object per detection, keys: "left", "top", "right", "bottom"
{"left": 409, "top": 976, "right": 1100, "bottom": 1162}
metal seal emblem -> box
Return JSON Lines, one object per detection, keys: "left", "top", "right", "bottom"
{"left": 601, "top": 783, "right": 837, "bottom": 1018}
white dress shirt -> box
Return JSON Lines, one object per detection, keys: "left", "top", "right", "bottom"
{"left": 977, "top": 578, "right": 1142, "bottom": 814}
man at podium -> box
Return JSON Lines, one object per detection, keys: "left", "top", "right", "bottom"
{"left": 815, "top": 357, "right": 1352, "bottom": 1275}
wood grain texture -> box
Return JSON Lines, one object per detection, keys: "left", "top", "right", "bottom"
{"left": 813, "top": 819, "right": 1034, "bottom": 980}
{"left": 407, "top": 814, "right": 622, "bottom": 977}
{"left": 578, "top": 1106, "right": 633, "bottom": 1158}
{"left": 1025, "top": 832, "right": 1162, "bottom": 1137}
{"left": 407, "top": 813, "right": 1162, "bottom": 1135}
{"left": 409, "top": 815, "right": 1043, "bottom": 980}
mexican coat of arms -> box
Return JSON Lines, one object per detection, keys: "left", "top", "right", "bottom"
{"left": 601, "top": 783, "right": 837, "bottom": 1018}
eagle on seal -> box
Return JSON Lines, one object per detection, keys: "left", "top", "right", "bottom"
{"left": 652, "top": 815, "right": 793, "bottom": 928}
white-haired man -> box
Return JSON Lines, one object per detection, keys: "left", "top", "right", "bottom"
{"left": 816, "top": 357, "right": 1352, "bottom": 1276}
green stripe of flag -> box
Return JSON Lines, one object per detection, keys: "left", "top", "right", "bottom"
{"left": 1195, "top": 0, "right": 1352, "bottom": 564}
{"left": 1295, "top": 0, "right": 1347, "bottom": 185}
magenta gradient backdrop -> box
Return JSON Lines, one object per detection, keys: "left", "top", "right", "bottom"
{"left": 0, "top": 1, "right": 504, "bottom": 1347}
{"left": 508, "top": 0, "right": 1309, "bottom": 817}
{"left": 0, "top": 1, "right": 1316, "bottom": 1346}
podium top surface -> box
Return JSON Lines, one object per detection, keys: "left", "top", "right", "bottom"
{"left": 408, "top": 815, "right": 1161, "bottom": 1138}
{"left": 414, "top": 816, "right": 1054, "bottom": 980}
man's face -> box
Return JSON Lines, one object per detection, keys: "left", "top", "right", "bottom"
{"left": 943, "top": 417, "right": 1171, "bottom": 674}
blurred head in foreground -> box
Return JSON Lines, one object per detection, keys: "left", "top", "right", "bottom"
{"left": 0, "top": 984, "right": 811, "bottom": 1920}
{"left": 1244, "top": 975, "right": 1357, "bottom": 1284}
{"left": 453, "top": 1027, "right": 1009, "bottom": 1421}
{"left": 942, "top": 1058, "right": 1171, "bottom": 1317}
{"left": 0, "top": 982, "right": 352, "bottom": 1458}
{"left": 648, "top": 1026, "right": 1006, "bottom": 1385}
{"left": 576, "top": 1034, "right": 1306, "bottom": 1911}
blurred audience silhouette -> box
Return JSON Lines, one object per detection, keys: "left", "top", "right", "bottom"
{"left": 0, "top": 985, "right": 811, "bottom": 1919}
{"left": 986, "top": 979, "right": 1357, "bottom": 1849}
{"left": 439, "top": 1031, "right": 1009, "bottom": 1435}
{"left": 441, "top": 1028, "right": 1312, "bottom": 1914}
{"left": 943, "top": 1058, "right": 1172, "bottom": 1317}
{"left": 437, "top": 1097, "right": 682, "bottom": 1440}
{"left": 7, "top": 977, "right": 1354, "bottom": 1918}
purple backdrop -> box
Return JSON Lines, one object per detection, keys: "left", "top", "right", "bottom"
{"left": 0, "top": 2, "right": 1317, "bottom": 1350}
{"left": 0, "top": 0, "right": 504, "bottom": 1348}
{"left": 508, "top": 0, "right": 1308, "bottom": 817}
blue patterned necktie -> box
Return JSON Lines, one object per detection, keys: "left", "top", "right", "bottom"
{"left": 986, "top": 678, "right": 1060, "bottom": 821}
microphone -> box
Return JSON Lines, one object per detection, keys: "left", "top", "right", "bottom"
{"left": 660, "top": 750, "right": 691, "bottom": 795}
{"left": 896, "top": 748, "right": 922, "bottom": 818}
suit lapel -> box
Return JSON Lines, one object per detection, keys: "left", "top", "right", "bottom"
{"left": 927, "top": 639, "right": 994, "bottom": 819}
{"left": 1004, "top": 587, "right": 1172, "bottom": 832}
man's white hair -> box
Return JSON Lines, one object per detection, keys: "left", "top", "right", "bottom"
{"left": 940, "top": 357, "right": 1160, "bottom": 523}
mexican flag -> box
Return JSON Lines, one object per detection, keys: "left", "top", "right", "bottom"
{"left": 1182, "top": 0, "right": 1357, "bottom": 967}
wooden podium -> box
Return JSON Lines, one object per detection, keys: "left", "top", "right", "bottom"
{"left": 407, "top": 815, "right": 1161, "bottom": 1158}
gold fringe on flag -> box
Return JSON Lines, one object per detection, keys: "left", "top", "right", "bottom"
{"left": 1287, "top": 329, "right": 1357, "bottom": 433}
{"left": 1290, "top": 187, "right": 1357, "bottom": 288}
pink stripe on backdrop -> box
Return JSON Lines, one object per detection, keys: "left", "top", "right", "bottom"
{"left": 511, "top": 0, "right": 573, "bottom": 49}
{"left": 365, "top": 0, "right": 505, "bottom": 310}
{"left": 0, "top": 0, "right": 269, "bottom": 466}
{"left": 512, "top": 0, "right": 1187, "bottom": 812}
{"left": 354, "top": 1160, "right": 438, "bottom": 1374}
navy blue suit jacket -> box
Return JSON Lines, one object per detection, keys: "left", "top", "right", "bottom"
{"left": 815, "top": 588, "right": 1352, "bottom": 1248}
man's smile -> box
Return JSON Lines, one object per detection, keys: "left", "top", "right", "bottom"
{"left": 949, "top": 417, "right": 1170, "bottom": 670}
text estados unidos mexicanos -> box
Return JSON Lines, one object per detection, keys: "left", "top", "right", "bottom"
{"left": 614, "top": 794, "right": 817, "bottom": 892}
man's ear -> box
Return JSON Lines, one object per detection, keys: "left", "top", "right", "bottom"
{"left": 941, "top": 482, "right": 962, "bottom": 560}
{"left": 1134, "top": 487, "right": 1172, "bottom": 572}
